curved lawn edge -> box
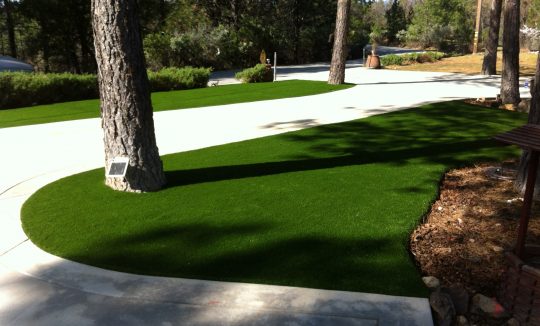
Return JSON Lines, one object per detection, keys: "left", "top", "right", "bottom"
{"left": 21, "top": 101, "right": 526, "bottom": 297}
{"left": 0, "top": 80, "right": 353, "bottom": 129}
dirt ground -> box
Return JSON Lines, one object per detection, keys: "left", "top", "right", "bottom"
{"left": 386, "top": 51, "right": 538, "bottom": 76}
{"left": 410, "top": 162, "right": 540, "bottom": 298}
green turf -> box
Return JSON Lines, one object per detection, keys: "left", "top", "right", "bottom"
{"left": 21, "top": 101, "right": 525, "bottom": 297}
{"left": 0, "top": 80, "right": 351, "bottom": 128}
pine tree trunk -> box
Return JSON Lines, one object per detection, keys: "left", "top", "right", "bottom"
{"left": 3, "top": 0, "right": 17, "bottom": 58}
{"left": 91, "top": 0, "right": 166, "bottom": 192}
{"left": 501, "top": 0, "right": 521, "bottom": 106}
{"left": 482, "top": 0, "right": 502, "bottom": 75}
{"left": 516, "top": 53, "right": 540, "bottom": 196}
{"left": 328, "top": 0, "right": 351, "bottom": 85}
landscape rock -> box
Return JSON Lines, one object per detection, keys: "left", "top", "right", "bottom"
{"left": 456, "top": 315, "right": 469, "bottom": 326}
{"left": 505, "top": 318, "right": 520, "bottom": 326}
{"left": 471, "top": 294, "right": 508, "bottom": 319}
{"left": 429, "top": 290, "right": 455, "bottom": 326}
{"left": 441, "top": 284, "right": 469, "bottom": 315}
{"left": 517, "top": 99, "right": 530, "bottom": 113}
{"left": 422, "top": 276, "right": 440, "bottom": 290}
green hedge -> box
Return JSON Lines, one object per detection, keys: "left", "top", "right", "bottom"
{"left": 0, "top": 73, "right": 98, "bottom": 109}
{"left": 380, "top": 52, "right": 446, "bottom": 67}
{"left": 235, "top": 64, "right": 273, "bottom": 83}
{"left": 147, "top": 67, "right": 211, "bottom": 91}
{"left": 0, "top": 67, "right": 211, "bottom": 109}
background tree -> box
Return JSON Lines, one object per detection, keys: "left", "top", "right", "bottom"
{"left": 1, "top": 0, "right": 17, "bottom": 57}
{"left": 19, "top": 0, "right": 95, "bottom": 73}
{"left": 385, "top": 0, "right": 407, "bottom": 44}
{"left": 2, "top": 0, "right": 372, "bottom": 72}
{"left": 482, "top": 0, "right": 503, "bottom": 75}
{"left": 328, "top": 0, "right": 351, "bottom": 85}
{"left": 404, "top": 0, "right": 473, "bottom": 53}
{"left": 91, "top": 0, "right": 166, "bottom": 192}
{"left": 501, "top": 0, "right": 521, "bottom": 106}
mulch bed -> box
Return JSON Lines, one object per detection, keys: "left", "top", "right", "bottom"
{"left": 410, "top": 162, "right": 540, "bottom": 298}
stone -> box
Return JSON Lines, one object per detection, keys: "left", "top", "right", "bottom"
{"left": 422, "top": 276, "right": 440, "bottom": 290}
{"left": 456, "top": 315, "right": 469, "bottom": 326}
{"left": 505, "top": 318, "right": 520, "bottom": 326}
{"left": 429, "top": 291, "right": 455, "bottom": 326}
{"left": 493, "top": 246, "right": 504, "bottom": 253}
{"left": 471, "top": 294, "right": 508, "bottom": 319}
{"left": 517, "top": 99, "right": 530, "bottom": 113}
{"left": 441, "top": 284, "right": 469, "bottom": 315}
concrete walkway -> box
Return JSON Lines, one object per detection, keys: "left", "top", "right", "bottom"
{"left": 0, "top": 67, "right": 531, "bottom": 325}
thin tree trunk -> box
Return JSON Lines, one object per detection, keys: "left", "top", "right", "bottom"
{"left": 293, "top": 0, "right": 300, "bottom": 64}
{"left": 482, "top": 0, "right": 502, "bottom": 75}
{"left": 516, "top": 53, "right": 540, "bottom": 196}
{"left": 3, "top": 0, "right": 17, "bottom": 58}
{"left": 328, "top": 0, "right": 351, "bottom": 85}
{"left": 91, "top": 0, "right": 166, "bottom": 192}
{"left": 501, "top": 0, "right": 521, "bottom": 106}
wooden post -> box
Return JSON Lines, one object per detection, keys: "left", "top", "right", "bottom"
{"left": 473, "top": 0, "right": 482, "bottom": 54}
{"left": 515, "top": 150, "right": 540, "bottom": 258}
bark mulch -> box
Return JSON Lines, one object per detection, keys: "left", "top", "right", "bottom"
{"left": 410, "top": 162, "right": 540, "bottom": 297}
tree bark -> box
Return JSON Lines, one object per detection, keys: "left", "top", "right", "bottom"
{"left": 328, "top": 0, "right": 351, "bottom": 85}
{"left": 516, "top": 53, "right": 540, "bottom": 196}
{"left": 482, "top": 0, "right": 502, "bottom": 75}
{"left": 501, "top": 0, "right": 521, "bottom": 106}
{"left": 3, "top": 0, "right": 17, "bottom": 58}
{"left": 91, "top": 0, "right": 166, "bottom": 192}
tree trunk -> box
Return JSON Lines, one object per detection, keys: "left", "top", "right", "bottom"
{"left": 501, "top": 0, "right": 521, "bottom": 106}
{"left": 516, "top": 53, "right": 540, "bottom": 196}
{"left": 3, "top": 0, "right": 17, "bottom": 58}
{"left": 482, "top": 0, "right": 502, "bottom": 75}
{"left": 328, "top": 0, "right": 351, "bottom": 85}
{"left": 91, "top": 0, "right": 166, "bottom": 192}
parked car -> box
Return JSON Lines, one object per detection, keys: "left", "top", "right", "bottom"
{"left": 0, "top": 56, "right": 33, "bottom": 72}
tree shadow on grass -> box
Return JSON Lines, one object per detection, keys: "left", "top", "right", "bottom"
{"left": 66, "top": 222, "right": 427, "bottom": 297}
{"left": 164, "top": 103, "right": 524, "bottom": 189}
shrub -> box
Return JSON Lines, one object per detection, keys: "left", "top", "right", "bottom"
{"left": 380, "top": 51, "right": 445, "bottom": 67}
{"left": 0, "top": 67, "right": 211, "bottom": 109}
{"left": 235, "top": 64, "right": 273, "bottom": 83}
{"left": 0, "top": 72, "right": 98, "bottom": 109}
{"left": 148, "top": 67, "right": 211, "bottom": 92}
{"left": 380, "top": 54, "right": 404, "bottom": 66}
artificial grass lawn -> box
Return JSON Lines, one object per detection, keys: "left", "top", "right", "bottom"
{"left": 0, "top": 80, "right": 351, "bottom": 128}
{"left": 21, "top": 102, "right": 525, "bottom": 297}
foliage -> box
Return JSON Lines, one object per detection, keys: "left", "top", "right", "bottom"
{"left": 404, "top": 0, "right": 473, "bottom": 53}
{"left": 143, "top": 33, "right": 174, "bottom": 70}
{"left": 0, "top": 80, "right": 352, "bottom": 128}
{"left": 0, "top": 67, "right": 211, "bottom": 109}
{"left": 527, "top": 0, "right": 540, "bottom": 28}
{"left": 141, "top": 0, "right": 338, "bottom": 70}
{"left": 235, "top": 64, "right": 273, "bottom": 83}
{"left": 521, "top": 25, "right": 540, "bottom": 51}
{"left": 147, "top": 67, "right": 211, "bottom": 91}
{"left": 22, "top": 102, "right": 525, "bottom": 297}
{"left": 0, "top": 72, "right": 98, "bottom": 109}
{"left": 380, "top": 51, "right": 445, "bottom": 66}
{"left": 3, "top": 0, "right": 412, "bottom": 72}
{"left": 385, "top": 0, "right": 407, "bottom": 44}
{"left": 380, "top": 54, "right": 404, "bottom": 66}
{"left": 349, "top": 2, "right": 374, "bottom": 58}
